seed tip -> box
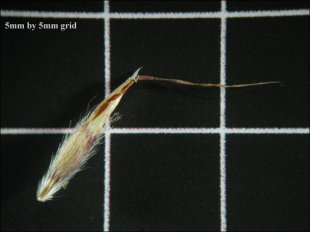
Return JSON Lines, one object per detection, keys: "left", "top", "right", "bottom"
{"left": 131, "top": 67, "right": 143, "bottom": 82}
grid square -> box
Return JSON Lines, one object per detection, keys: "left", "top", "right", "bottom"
{"left": 110, "top": 134, "right": 220, "bottom": 231}
{"left": 110, "top": 0, "right": 220, "bottom": 12}
{"left": 1, "top": 0, "right": 104, "bottom": 12}
{"left": 110, "top": 19, "right": 220, "bottom": 128}
{"left": 227, "top": 134, "right": 309, "bottom": 231}
{"left": 1, "top": 18, "right": 104, "bottom": 128}
{"left": 1, "top": 135, "right": 104, "bottom": 231}
{"left": 227, "top": 0, "right": 309, "bottom": 11}
{"left": 226, "top": 17, "right": 309, "bottom": 127}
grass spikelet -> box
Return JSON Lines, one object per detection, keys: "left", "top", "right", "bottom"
{"left": 37, "top": 67, "right": 279, "bottom": 202}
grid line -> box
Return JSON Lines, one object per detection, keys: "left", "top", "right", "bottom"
{"left": 1, "top": 9, "right": 309, "bottom": 19}
{"left": 103, "top": 1, "right": 111, "bottom": 231}
{"left": 220, "top": 1, "right": 227, "bottom": 231}
{"left": 1, "top": 127, "right": 309, "bottom": 135}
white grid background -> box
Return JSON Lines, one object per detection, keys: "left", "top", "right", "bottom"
{"left": 1, "top": 1, "right": 309, "bottom": 231}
